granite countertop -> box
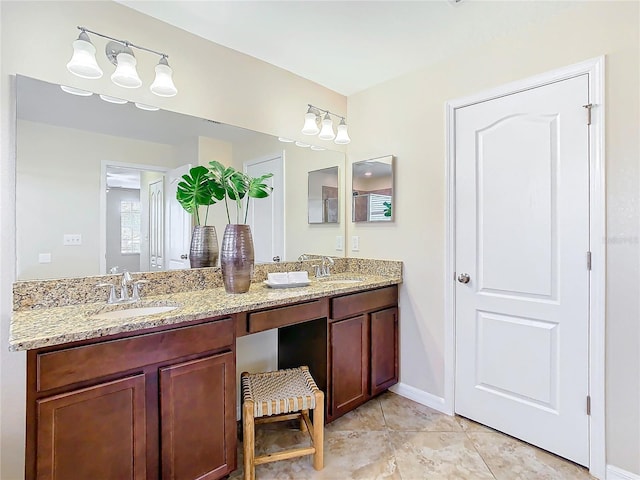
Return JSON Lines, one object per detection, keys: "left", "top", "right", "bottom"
{"left": 9, "top": 273, "right": 401, "bottom": 352}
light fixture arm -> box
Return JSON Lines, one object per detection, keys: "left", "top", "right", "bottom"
{"left": 77, "top": 26, "right": 169, "bottom": 59}
{"left": 306, "top": 103, "right": 346, "bottom": 123}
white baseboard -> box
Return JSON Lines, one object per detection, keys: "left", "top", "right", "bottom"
{"left": 389, "top": 382, "right": 451, "bottom": 414}
{"left": 607, "top": 465, "right": 640, "bottom": 480}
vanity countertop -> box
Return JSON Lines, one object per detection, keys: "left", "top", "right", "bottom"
{"left": 9, "top": 273, "right": 401, "bottom": 352}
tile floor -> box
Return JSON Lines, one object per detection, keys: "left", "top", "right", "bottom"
{"left": 229, "top": 391, "right": 594, "bottom": 480}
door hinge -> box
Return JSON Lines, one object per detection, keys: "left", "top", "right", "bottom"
{"left": 587, "top": 251, "right": 592, "bottom": 270}
{"left": 583, "top": 104, "right": 593, "bottom": 125}
{"left": 586, "top": 395, "right": 591, "bottom": 416}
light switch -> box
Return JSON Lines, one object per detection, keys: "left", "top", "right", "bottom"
{"left": 351, "top": 236, "right": 360, "bottom": 252}
{"left": 335, "top": 236, "right": 344, "bottom": 251}
{"left": 63, "top": 234, "right": 82, "bottom": 246}
{"left": 38, "top": 253, "right": 51, "bottom": 263}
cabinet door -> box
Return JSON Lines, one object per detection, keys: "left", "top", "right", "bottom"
{"left": 370, "top": 307, "right": 399, "bottom": 396}
{"left": 159, "top": 351, "right": 236, "bottom": 480}
{"left": 36, "top": 374, "right": 146, "bottom": 480}
{"left": 329, "top": 315, "right": 369, "bottom": 419}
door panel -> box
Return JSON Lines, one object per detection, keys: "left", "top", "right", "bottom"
{"left": 159, "top": 351, "right": 236, "bottom": 480}
{"left": 329, "top": 315, "right": 368, "bottom": 418}
{"left": 245, "top": 156, "right": 284, "bottom": 263}
{"left": 370, "top": 307, "right": 399, "bottom": 396}
{"left": 455, "top": 74, "right": 590, "bottom": 466}
{"left": 166, "top": 165, "right": 192, "bottom": 270}
{"left": 36, "top": 375, "right": 146, "bottom": 480}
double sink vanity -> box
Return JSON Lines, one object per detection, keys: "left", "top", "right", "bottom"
{"left": 10, "top": 257, "right": 402, "bottom": 480}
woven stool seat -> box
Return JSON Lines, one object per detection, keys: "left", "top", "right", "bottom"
{"left": 241, "top": 366, "right": 324, "bottom": 480}
{"left": 242, "top": 367, "right": 319, "bottom": 418}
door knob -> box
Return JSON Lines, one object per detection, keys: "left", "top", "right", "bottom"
{"left": 180, "top": 254, "right": 188, "bottom": 260}
{"left": 273, "top": 256, "right": 281, "bottom": 262}
{"left": 457, "top": 273, "right": 470, "bottom": 284}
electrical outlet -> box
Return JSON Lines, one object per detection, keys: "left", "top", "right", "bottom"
{"left": 63, "top": 234, "right": 82, "bottom": 246}
{"left": 351, "top": 236, "right": 360, "bottom": 252}
{"left": 335, "top": 235, "right": 344, "bottom": 251}
{"left": 38, "top": 253, "right": 51, "bottom": 263}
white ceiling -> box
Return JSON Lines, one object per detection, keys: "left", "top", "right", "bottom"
{"left": 117, "top": 0, "right": 578, "bottom": 96}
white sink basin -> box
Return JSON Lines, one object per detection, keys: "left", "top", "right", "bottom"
{"left": 89, "top": 302, "right": 181, "bottom": 321}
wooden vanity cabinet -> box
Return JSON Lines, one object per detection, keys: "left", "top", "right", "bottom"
{"left": 26, "top": 317, "right": 236, "bottom": 480}
{"left": 278, "top": 285, "right": 399, "bottom": 423}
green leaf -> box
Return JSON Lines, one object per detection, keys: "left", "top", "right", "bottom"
{"left": 248, "top": 173, "right": 273, "bottom": 199}
{"left": 176, "top": 166, "right": 223, "bottom": 225}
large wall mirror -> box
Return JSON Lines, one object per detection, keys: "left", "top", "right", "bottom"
{"left": 308, "top": 166, "right": 339, "bottom": 224}
{"left": 352, "top": 155, "right": 394, "bottom": 222}
{"left": 15, "top": 75, "right": 346, "bottom": 280}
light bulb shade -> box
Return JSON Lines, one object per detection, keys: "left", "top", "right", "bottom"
{"left": 66, "top": 33, "right": 103, "bottom": 79}
{"left": 301, "top": 112, "right": 320, "bottom": 135}
{"left": 111, "top": 52, "right": 142, "bottom": 88}
{"left": 318, "top": 114, "right": 335, "bottom": 140}
{"left": 150, "top": 59, "right": 177, "bottom": 97}
{"left": 334, "top": 120, "right": 351, "bottom": 144}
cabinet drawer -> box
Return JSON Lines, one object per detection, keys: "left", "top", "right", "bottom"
{"left": 248, "top": 299, "right": 328, "bottom": 333}
{"left": 330, "top": 286, "right": 398, "bottom": 320}
{"left": 37, "top": 318, "right": 234, "bottom": 392}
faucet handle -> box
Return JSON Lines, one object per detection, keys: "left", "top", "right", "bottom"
{"left": 131, "top": 280, "right": 148, "bottom": 301}
{"left": 96, "top": 283, "right": 117, "bottom": 304}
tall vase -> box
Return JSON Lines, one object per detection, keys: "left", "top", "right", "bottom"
{"left": 189, "top": 225, "right": 219, "bottom": 268}
{"left": 220, "top": 224, "right": 254, "bottom": 293}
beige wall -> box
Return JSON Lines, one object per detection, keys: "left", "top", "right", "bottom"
{"left": 0, "top": 1, "right": 345, "bottom": 478}
{"left": 16, "top": 120, "right": 176, "bottom": 279}
{"left": 347, "top": 1, "right": 639, "bottom": 474}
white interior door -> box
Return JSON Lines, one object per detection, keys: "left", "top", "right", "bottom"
{"left": 149, "top": 178, "right": 164, "bottom": 270}
{"left": 454, "top": 75, "right": 590, "bottom": 465}
{"left": 166, "top": 165, "right": 192, "bottom": 270}
{"left": 245, "top": 155, "right": 284, "bottom": 263}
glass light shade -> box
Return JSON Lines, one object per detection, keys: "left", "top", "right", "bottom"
{"left": 334, "top": 120, "right": 351, "bottom": 144}
{"left": 66, "top": 34, "right": 103, "bottom": 79}
{"left": 150, "top": 62, "right": 178, "bottom": 97}
{"left": 278, "top": 137, "right": 295, "bottom": 143}
{"left": 295, "top": 141, "right": 310, "bottom": 148}
{"left": 318, "top": 113, "right": 335, "bottom": 140}
{"left": 99, "top": 94, "right": 127, "bottom": 104}
{"left": 310, "top": 146, "right": 326, "bottom": 151}
{"left": 111, "top": 52, "right": 142, "bottom": 88}
{"left": 135, "top": 102, "right": 160, "bottom": 111}
{"left": 301, "top": 112, "right": 320, "bottom": 135}
{"left": 60, "top": 85, "right": 93, "bottom": 96}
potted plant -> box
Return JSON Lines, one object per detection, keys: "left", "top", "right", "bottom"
{"left": 207, "top": 161, "right": 273, "bottom": 293}
{"left": 176, "top": 165, "right": 225, "bottom": 268}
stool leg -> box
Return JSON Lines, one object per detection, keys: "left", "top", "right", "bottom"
{"left": 243, "top": 400, "right": 255, "bottom": 480}
{"left": 300, "top": 409, "right": 309, "bottom": 432}
{"left": 312, "top": 390, "right": 324, "bottom": 470}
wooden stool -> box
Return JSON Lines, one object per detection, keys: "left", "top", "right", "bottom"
{"left": 241, "top": 366, "right": 324, "bottom": 480}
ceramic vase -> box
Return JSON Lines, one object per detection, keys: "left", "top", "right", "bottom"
{"left": 189, "top": 225, "right": 219, "bottom": 268}
{"left": 220, "top": 224, "right": 254, "bottom": 293}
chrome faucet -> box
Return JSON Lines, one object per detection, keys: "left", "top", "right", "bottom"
{"left": 97, "top": 271, "right": 146, "bottom": 304}
{"left": 321, "top": 256, "right": 334, "bottom": 277}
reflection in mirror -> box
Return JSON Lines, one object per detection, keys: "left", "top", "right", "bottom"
{"left": 352, "top": 155, "right": 394, "bottom": 222}
{"left": 15, "top": 75, "right": 345, "bottom": 280}
{"left": 308, "top": 166, "right": 339, "bottom": 224}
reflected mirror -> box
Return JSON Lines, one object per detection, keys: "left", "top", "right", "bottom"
{"left": 308, "top": 166, "right": 339, "bottom": 224}
{"left": 352, "top": 155, "right": 394, "bottom": 222}
{"left": 16, "top": 75, "right": 346, "bottom": 280}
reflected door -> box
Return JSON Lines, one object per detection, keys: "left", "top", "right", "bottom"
{"left": 454, "top": 75, "right": 590, "bottom": 465}
{"left": 166, "top": 165, "right": 192, "bottom": 270}
{"left": 149, "top": 178, "right": 164, "bottom": 270}
{"left": 245, "top": 156, "right": 284, "bottom": 263}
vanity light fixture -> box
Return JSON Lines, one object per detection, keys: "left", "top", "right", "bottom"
{"left": 67, "top": 26, "right": 178, "bottom": 97}
{"left": 301, "top": 104, "right": 350, "bottom": 144}
{"left": 99, "top": 94, "right": 128, "bottom": 104}
{"left": 310, "top": 146, "right": 326, "bottom": 151}
{"left": 135, "top": 102, "right": 160, "bottom": 111}
{"left": 295, "top": 141, "right": 311, "bottom": 148}
{"left": 60, "top": 85, "right": 93, "bottom": 96}
{"left": 278, "top": 137, "right": 295, "bottom": 143}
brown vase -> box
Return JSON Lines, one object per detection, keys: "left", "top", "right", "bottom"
{"left": 189, "top": 226, "right": 219, "bottom": 268}
{"left": 220, "top": 224, "right": 255, "bottom": 293}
